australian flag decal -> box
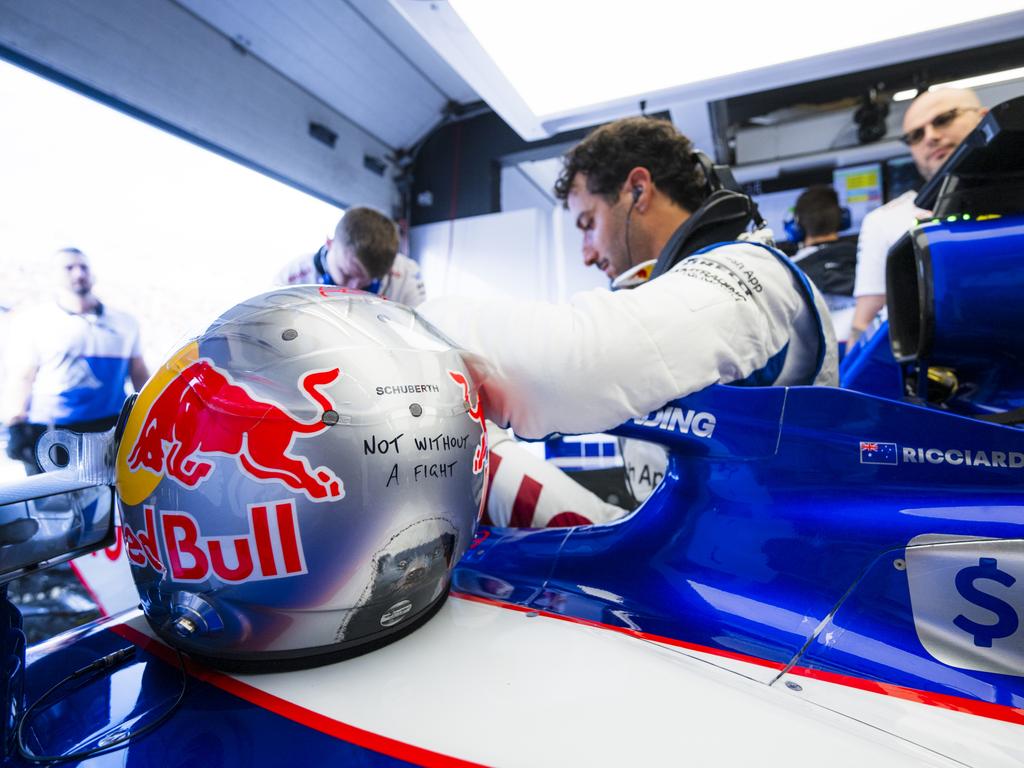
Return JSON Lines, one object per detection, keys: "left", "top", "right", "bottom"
{"left": 860, "top": 441, "right": 898, "bottom": 465}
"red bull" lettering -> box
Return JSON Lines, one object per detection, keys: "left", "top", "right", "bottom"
{"left": 124, "top": 500, "right": 307, "bottom": 583}
{"left": 126, "top": 359, "right": 345, "bottom": 501}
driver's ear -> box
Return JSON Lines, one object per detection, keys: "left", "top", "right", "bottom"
{"left": 624, "top": 167, "right": 653, "bottom": 210}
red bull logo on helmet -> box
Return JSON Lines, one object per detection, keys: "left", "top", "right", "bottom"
{"left": 125, "top": 359, "right": 344, "bottom": 502}
{"left": 124, "top": 500, "right": 307, "bottom": 583}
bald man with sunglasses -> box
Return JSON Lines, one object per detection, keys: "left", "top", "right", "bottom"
{"left": 849, "top": 88, "right": 986, "bottom": 344}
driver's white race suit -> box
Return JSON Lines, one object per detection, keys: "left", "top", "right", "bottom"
{"left": 419, "top": 234, "right": 838, "bottom": 526}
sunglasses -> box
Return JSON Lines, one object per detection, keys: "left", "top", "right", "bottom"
{"left": 900, "top": 107, "right": 979, "bottom": 146}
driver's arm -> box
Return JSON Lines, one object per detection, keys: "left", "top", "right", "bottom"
{"left": 419, "top": 243, "right": 807, "bottom": 439}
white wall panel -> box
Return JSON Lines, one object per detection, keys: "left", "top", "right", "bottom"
{"left": 410, "top": 207, "right": 606, "bottom": 306}
{"left": 0, "top": 0, "right": 396, "bottom": 211}
{"left": 411, "top": 209, "right": 548, "bottom": 302}
{"left": 499, "top": 165, "right": 552, "bottom": 213}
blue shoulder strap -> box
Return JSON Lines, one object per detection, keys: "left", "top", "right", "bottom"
{"left": 686, "top": 240, "right": 827, "bottom": 385}
{"left": 314, "top": 246, "right": 382, "bottom": 294}
{"left": 313, "top": 246, "right": 334, "bottom": 286}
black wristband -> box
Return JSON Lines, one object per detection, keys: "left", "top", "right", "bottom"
{"left": 5, "top": 422, "right": 46, "bottom": 463}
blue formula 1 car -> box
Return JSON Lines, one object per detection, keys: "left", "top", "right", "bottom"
{"left": 1, "top": 99, "right": 1022, "bottom": 768}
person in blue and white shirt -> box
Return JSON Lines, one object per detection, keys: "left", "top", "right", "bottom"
{"left": 420, "top": 117, "right": 837, "bottom": 527}
{"left": 276, "top": 206, "right": 426, "bottom": 308}
{"left": 2, "top": 248, "right": 149, "bottom": 474}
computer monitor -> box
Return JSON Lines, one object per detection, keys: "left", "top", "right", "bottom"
{"left": 751, "top": 187, "right": 805, "bottom": 243}
{"left": 832, "top": 163, "right": 883, "bottom": 233}
{"left": 748, "top": 162, "right": 885, "bottom": 243}
{"left": 885, "top": 156, "right": 924, "bottom": 201}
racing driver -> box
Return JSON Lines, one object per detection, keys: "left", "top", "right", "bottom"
{"left": 418, "top": 117, "right": 838, "bottom": 525}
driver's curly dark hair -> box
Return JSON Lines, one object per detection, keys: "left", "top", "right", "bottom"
{"left": 553, "top": 117, "right": 707, "bottom": 212}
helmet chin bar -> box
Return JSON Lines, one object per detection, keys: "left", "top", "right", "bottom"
{"left": 163, "top": 586, "right": 453, "bottom": 674}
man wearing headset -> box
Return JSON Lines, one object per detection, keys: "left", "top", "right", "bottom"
{"left": 276, "top": 206, "right": 426, "bottom": 307}
{"left": 790, "top": 185, "right": 857, "bottom": 343}
{"left": 849, "top": 87, "right": 986, "bottom": 344}
{"left": 419, "top": 117, "right": 837, "bottom": 526}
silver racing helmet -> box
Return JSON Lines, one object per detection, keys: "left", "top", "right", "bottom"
{"left": 114, "top": 286, "right": 487, "bottom": 670}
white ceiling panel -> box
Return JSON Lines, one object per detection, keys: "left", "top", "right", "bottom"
{"left": 347, "top": 0, "right": 477, "bottom": 106}
{"left": 394, "top": 0, "right": 1024, "bottom": 140}
{"left": 175, "top": 0, "right": 476, "bottom": 150}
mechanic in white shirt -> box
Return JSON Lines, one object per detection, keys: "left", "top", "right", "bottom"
{"left": 2, "top": 248, "right": 149, "bottom": 474}
{"left": 419, "top": 118, "right": 837, "bottom": 527}
{"left": 276, "top": 206, "right": 426, "bottom": 307}
{"left": 849, "top": 88, "right": 986, "bottom": 344}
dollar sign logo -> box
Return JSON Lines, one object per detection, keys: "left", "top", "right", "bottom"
{"left": 953, "top": 557, "right": 1018, "bottom": 648}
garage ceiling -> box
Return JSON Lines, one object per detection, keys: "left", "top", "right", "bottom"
{"left": 176, "top": 0, "right": 478, "bottom": 151}
{"left": 3, "top": 0, "right": 1023, "bottom": 208}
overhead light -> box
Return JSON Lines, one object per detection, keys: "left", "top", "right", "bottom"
{"left": 445, "top": 1, "right": 1022, "bottom": 117}
{"left": 929, "top": 65, "right": 1024, "bottom": 91}
{"left": 893, "top": 89, "right": 919, "bottom": 102}
{"left": 397, "top": 0, "right": 1024, "bottom": 139}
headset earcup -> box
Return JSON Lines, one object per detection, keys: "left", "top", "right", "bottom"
{"left": 784, "top": 213, "right": 804, "bottom": 243}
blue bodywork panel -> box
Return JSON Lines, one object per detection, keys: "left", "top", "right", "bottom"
{"left": 14, "top": 616, "right": 417, "bottom": 767}
{"left": 839, "top": 322, "right": 903, "bottom": 399}
{"left": 844, "top": 215, "right": 1024, "bottom": 412}
{"left": 458, "top": 384, "right": 1024, "bottom": 710}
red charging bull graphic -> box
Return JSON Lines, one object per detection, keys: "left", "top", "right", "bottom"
{"left": 448, "top": 370, "right": 487, "bottom": 475}
{"left": 123, "top": 500, "right": 307, "bottom": 583}
{"left": 126, "top": 359, "right": 344, "bottom": 501}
